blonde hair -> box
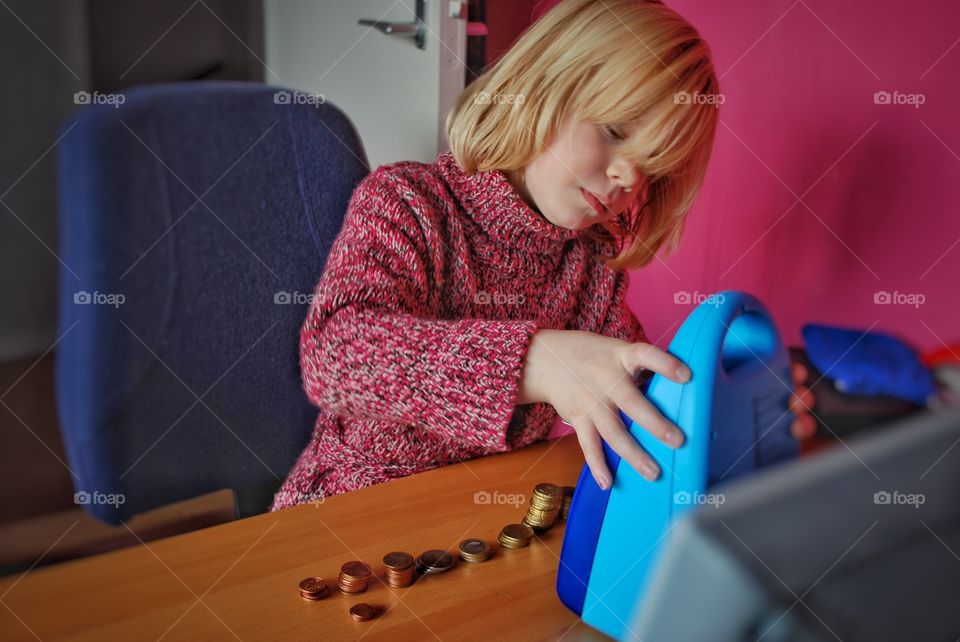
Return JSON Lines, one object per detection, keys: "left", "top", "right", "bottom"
{"left": 445, "top": 0, "right": 719, "bottom": 270}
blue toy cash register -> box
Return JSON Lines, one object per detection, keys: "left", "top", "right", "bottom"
{"left": 556, "top": 290, "right": 799, "bottom": 640}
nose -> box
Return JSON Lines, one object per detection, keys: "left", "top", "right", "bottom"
{"left": 607, "top": 157, "right": 642, "bottom": 195}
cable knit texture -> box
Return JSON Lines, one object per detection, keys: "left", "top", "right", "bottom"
{"left": 269, "top": 151, "right": 647, "bottom": 511}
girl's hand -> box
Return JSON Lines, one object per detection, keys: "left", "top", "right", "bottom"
{"left": 789, "top": 362, "right": 818, "bottom": 440}
{"left": 517, "top": 329, "right": 691, "bottom": 489}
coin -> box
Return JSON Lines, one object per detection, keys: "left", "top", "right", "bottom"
{"left": 299, "top": 577, "right": 327, "bottom": 594}
{"left": 415, "top": 549, "right": 455, "bottom": 575}
{"left": 561, "top": 485, "right": 575, "bottom": 519}
{"left": 338, "top": 561, "right": 372, "bottom": 594}
{"left": 383, "top": 551, "right": 415, "bottom": 587}
{"left": 383, "top": 552, "right": 414, "bottom": 570}
{"left": 498, "top": 523, "right": 534, "bottom": 549}
{"left": 534, "top": 483, "right": 563, "bottom": 499}
{"left": 502, "top": 523, "right": 534, "bottom": 541}
{"left": 349, "top": 603, "right": 376, "bottom": 622}
{"left": 341, "top": 561, "right": 372, "bottom": 579}
{"left": 458, "top": 538, "right": 492, "bottom": 563}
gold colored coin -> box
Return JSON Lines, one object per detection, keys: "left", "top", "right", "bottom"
{"left": 502, "top": 523, "right": 534, "bottom": 541}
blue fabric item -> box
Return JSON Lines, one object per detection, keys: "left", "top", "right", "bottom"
{"left": 801, "top": 324, "right": 936, "bottom": 407}
{"left": 55, "top": 81, "right": 369, "bottom": 523}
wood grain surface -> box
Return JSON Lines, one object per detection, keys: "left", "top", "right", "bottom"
{"left": 0, "top": 435, "right": 614, "bottom": 641}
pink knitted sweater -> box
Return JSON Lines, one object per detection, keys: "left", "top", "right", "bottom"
{"left": 269, "top": 151, "right": 647, "bottom": 511}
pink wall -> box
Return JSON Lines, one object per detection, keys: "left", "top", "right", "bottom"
{"left": 635, "top": 0, "right": 960, "bottom": 353}
{"left": 534, "top": 0, "right": 960, "bottom": 438}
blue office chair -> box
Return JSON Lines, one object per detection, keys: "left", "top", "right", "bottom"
{"left": 55, "top": 81, "right": 369, "bottom": 523}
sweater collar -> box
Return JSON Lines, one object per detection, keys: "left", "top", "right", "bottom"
{"left": 436, "top": 152, "right": 589, "bottom": 253}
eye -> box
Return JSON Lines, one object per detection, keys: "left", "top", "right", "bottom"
{"left": 601, "top": 124, "right": 625, "bottom": 142}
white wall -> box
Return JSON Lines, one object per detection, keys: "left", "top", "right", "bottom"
{"left": 264, "top": 0, "right": 464, "bottom": 169}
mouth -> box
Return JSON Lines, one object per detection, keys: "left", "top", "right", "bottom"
{"left": 581, "top": 188, "right": 610, "bottom": 216}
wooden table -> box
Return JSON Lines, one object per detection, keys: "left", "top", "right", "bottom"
{"left": 0, "top": 435, "right": 613, "bottom": 641}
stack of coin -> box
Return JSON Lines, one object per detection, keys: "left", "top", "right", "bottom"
{"left": 349, "top": 603, "right": 376, "bottom": 622}
{"left": 498, "top": 523, "right": 534, "bottom": 549}
{"left": 522, "top": 483, "right": 563, "bottom": 530}
{"left": 560, "top": 485, "right": 575, "bottom": 519}
{"left": 458, "top": 538, "right": 492, "bottom": 563}
{"left": 414, "top": 550, "right": 455, "bottom": 576}
{"left": 337, "top": 561, "right": 372, "bottom": 594}
{"left": 382, "top": 551, "right": 415, "bottom": 587}
{"left": 298, "top": 576, "right": 330, "bottom": 602}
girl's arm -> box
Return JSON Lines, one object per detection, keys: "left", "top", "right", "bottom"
{"left": 299, "top": 172, "right": 539, "bottom": 453}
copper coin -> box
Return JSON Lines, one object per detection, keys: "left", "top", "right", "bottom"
{"left": 300, "top": 589, "right": 329, "bottom": 601}
{"left": 340, "top": 561, "right": 372, "bottom": 579}
{"left": 349, "top": 603, "right": 376, "bottom": 622}
{"left": 299, "top": 577, "right": 327, "bottom": 594}
{"left": 562, "top": 485, "right": 575, "bottom": 498}
{"left": 383, "top": 551, "right": 414, "bottom": 570}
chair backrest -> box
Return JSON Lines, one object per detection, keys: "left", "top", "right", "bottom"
{"left": 55, "top": 81, "right": 369, "bottom": 523}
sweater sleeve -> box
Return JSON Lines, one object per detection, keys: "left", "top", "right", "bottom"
{"left": 599, "top": 268, "right": 649, "bottom": 344}
{"left": 299, "top": 172, "right": 539, "bottom": 453}
{"left": 599, "top": 268, "right": 655, "bottom": 387}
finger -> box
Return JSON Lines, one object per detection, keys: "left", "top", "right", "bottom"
{"left": 592, "top": 405, "right": 661, "bottom": 482}
{"left": 613, "top": 377, "right": 684, "bottom": 449}
{"left": 790, "top": 414, "right": 817, "bottom": 440}
{"left": 791, "top": 362, "right": 808, "bottom": 386}
{"left": 789, "top": 386, "right": 814, "bottom": 413}
{"left": 572, "top": 420, "right": 612, "bottom": 489}
{"left": 622, "top": 342, "right": 691, "bottom": 383}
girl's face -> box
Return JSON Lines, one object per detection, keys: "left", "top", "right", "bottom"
{"left": 508, "top": 117, "right": 646, "bottom": 231}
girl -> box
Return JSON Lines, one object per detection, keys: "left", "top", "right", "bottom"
{"left": 270, "top": 0, "right": 815, "bottom": 511}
